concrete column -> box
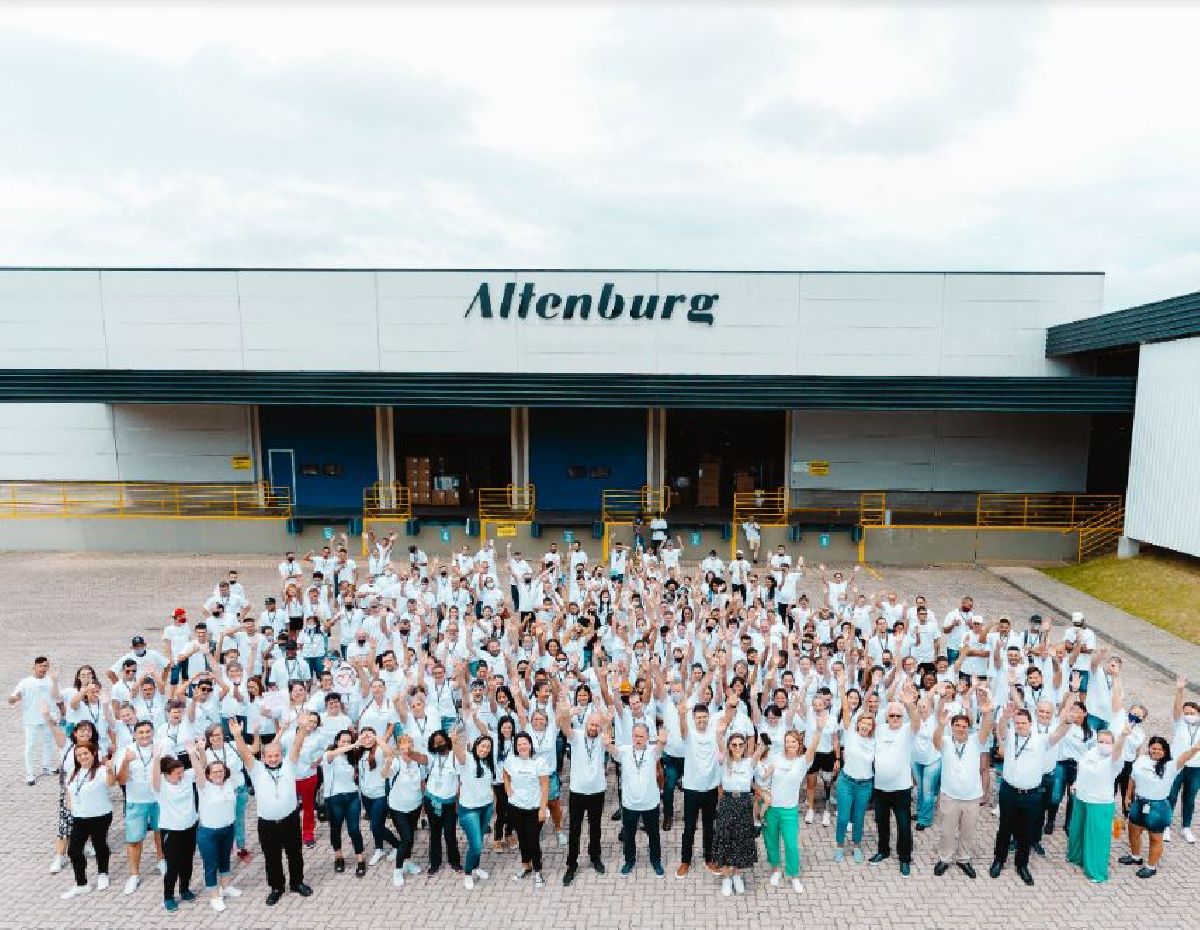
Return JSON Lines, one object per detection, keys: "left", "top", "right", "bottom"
{"left": 511, "top": 407, "right": 530, "bottom": 486}
{"left": 375, "top": 406, "right": 395, "bottom": 505}
{"left": 1117, "top": 536, "right": 1140, "bottom": 559}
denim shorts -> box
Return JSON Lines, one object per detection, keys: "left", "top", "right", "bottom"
{"left": 1128, "top": 796, "right": 1171, "bottom": 834}
{"left": 125, "top": 800, "right": 160, "bottom": 843}
{"left": 548, "top": 772, "right": 562, "bottom": 802}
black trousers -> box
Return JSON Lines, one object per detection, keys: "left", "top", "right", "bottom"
{"left": 680, "top": 787, "right": 718, "bottom": 865}
{"left": 873, "top": 787, "right": 913, "bottom": 862}
{"left": 389, "top": 807, "right": 422, "bottom": 864}
{"left": 509, "top": 805, "right": 543, "bottom": 871}
{"left": 995, "top": 782, "right": 1042, "bottom": 869}
{"left": 67, "top": 812, "right": 111, "bottom": 886}
{"left": 493, "top": 783, "right": 513, "bottom": 840}
{"left": 566, "top": 790, "right": 605, "bottom": 868}
{"left": 621, "top": 805, "right": 662, "bottom": 867}
{"left": 162, "top": 824, "right": 197, "bottom": 898}
{"left": 257, "top": 811, "right": 304, "bottom": 892}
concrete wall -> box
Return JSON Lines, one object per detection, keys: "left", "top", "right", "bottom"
{"left": 789, "top": 411, "right": 1091, "bottom": 492}
{"left": 0, "top": 269, "right": 1103, "bottom": 376}
{"left": 1125, "top": 337, "right": 1200, "bottom": 557}
{"left": 0, "top": 403, "right": 254, "bottom": 482}
{"left": 863, "top": 526, "right": 1078, "bottom": 565}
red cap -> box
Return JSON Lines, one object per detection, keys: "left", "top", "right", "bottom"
{"left": 173, "top": 608, "right": 187, "bottom": 618}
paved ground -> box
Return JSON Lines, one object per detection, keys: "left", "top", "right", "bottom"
{"left": 2, "top": 552, "right": 1198, "bottom": 930}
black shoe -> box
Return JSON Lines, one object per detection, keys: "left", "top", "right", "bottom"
{"left": 1135, "top": 866, "right": 1157, "bottom": 879}
{"left": 1032, "top": 842, "right": 1045, "bottom": 857}
{"left": 304, "top": 839, "right": 316, "bottom": 850}
{"left": 899, "top": 861, "right": 911, "bottom": 877}
{"left": 1118, "top": 855, "right": 1143, "bottom": 866}
{"left": 933, "top": 861, "right": 949, "bottom": 876}
{"left": 290, "top": 882, "right": 313, "bottom": 897}
{"left": 562, "top": 867, "right": 576, "bottom": 887}
{"left": 1017, "top": 866, "right": 1034, "bottom": 886}
{"left": 611, "top": 809, "right": 622, "bottom": 821}
{"left": 265, "top": 890, "right": 283, "bottom": 906}
{"left": 591, "top": 859, "right": 606, "bottom": 874}
{"left": 868, "top": 852, "right": 889, "bottom": 864}
{"left": 662, "top": 815, "right": 673, "bottom": 831}
{"left": 988, "top": 860, "right": 1003, "bottom": 879}
{"left": 334, "top": 858, "right": 346, "bottom": 873}
{"left": 355, "top": 862, "right": 367, "bottom": 877}
{"left": 427, "top": 866, "right": 441, "bottom": 876}
{"left": 1043, "top": 819, "right": 1054, "bottom": 836}
{"left": 958, "top": 862, "right": 977, "bottom": 879}
{"left": 915, "top": 823, "right": 926, "bottom": 831}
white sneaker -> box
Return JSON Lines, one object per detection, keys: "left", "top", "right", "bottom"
{"left": 1184, "top": 828, "right": 1196, "bottom": 844}
{"left": 992, "top": 804, "right": 1000, "bottom": 817}
{"left": 770, "top": 869, "right": 782, "bottom": 887}
{"left": 464, "top": 874, "right": 475, "bottom": 890}
{"left": 732, "top": 874, "right": 745, "bottom": 894}
{"left": 821, "top": 810, "right": 831, "bottom": 827}
{"left": 533, "top": 871, "right": 545, "bottom": 888}
{"left": 123, "top": 875, "right": 140, "bottom": 895}
{"left": 211, "top": 897, "right": 226, "bottom": 913}
{"left": 804, "top": 808, "right": 814, "bottom": 825}
{"left": 512, "top": 869, "right": 528, "bottom": 882}
{"left": 404, "top": 861, "right": 422, "bottom": 875}
{"left": 221, "top": 886, "right": 242, "bottom": 898}
{"left": 557, "top": 830, "right": 568, "bottom": 846}
{"left": 156, "top": 860, "right": 167, "bottom": 876}
{"left": 474, "top": 868, "right": 489, "bottom": 880}
{"left": 96, "top": 874, "right": 109, "bottom": 891}
{"left": 792, "top": 878, "right": 804, "bottom": 893}
{"left": 392, "top": 868, "right": 405, "bottom": 888}
{"left": 49, "top": 854, "right": 64, "bottom": 874}
{"left": 1164, "top": 827, "right": 1172, "bottom": 842}
{"left": 388, "top": 848, "right": 398, "bottom": 862}
{"left": 61, "top": 884, "right": 91, "bottom": 900}
{"left": 721, "top": 877, "right": 732, "bottom": 896}
{"left": 369, "top": 849, "right": 386, "bottom": 867}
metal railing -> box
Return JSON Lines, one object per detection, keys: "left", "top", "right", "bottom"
{"left": 733, "top": 487, "right": 789, "bottom": 526}
{"left": 1077, "top": 504, "right": 1125, "bottom": 561}
{"left": 363, "top": 482, "right": 413, "bottom": 520}
{"left": 976, "top": 494, "right": 1124, "bottom": 528}
{"left": 0, "top": 481, "right": 292, "bottom": 519}
{"left": 858, "top": 492, "right": 887, "bottom": 527}
{"left": 601, "top": 486, "right": 668, "bottom": 524}
{"left": 478, "top": 485, "right": 536, "bottom": 522}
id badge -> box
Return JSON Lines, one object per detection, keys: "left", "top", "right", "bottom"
{"left": 1140, "top": 801, "right": 1150, "bottom": 817}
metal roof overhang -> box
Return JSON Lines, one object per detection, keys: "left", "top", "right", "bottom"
{"left": 0, "top": 370, "right": 1135, "bottom": 412}
{"left": 1047, "top": 290, "right": 1200, "bottom": 356}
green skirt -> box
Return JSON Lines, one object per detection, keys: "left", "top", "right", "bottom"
{"left": 1067, "top": 798, "right": 1114, "bottom": 882}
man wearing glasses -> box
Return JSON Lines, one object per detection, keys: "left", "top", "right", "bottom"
{"left": 869, "top": 685, "right": 921, "bottom": 876}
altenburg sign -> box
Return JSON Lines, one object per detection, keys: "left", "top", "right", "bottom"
{"left": 465, "top": 282, "right": 717, "bottom": 325}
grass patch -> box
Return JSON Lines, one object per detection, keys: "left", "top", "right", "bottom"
{"left": 1043, "top": 550, "right": 1200, "bottom": 645}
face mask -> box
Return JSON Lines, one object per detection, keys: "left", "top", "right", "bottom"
{"left": 1097, "top": 745, "right": 1112, "bottom": 758}
{"left": 1184, "top": 713, "right": 1200, "bottom": 725}
{"left": 1128, "top": 713, "right": 1142, "bottom": 725}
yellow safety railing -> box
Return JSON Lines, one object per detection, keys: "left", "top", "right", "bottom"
{"left": 602, "top": 486, "right": 668, "bottom": 560}
{"left": 977, "top": 494, "right": 1124, "bottom": 528}
{"left": 0, "top": 481, "right": 291, "bottom": 519}
{"left": 858, "top": 492, "right": 887, "bottom": 527}
{"left": 1077, "top": 504, "right": 1125, "bottom": 562}
{"left": 478, "top": 485, "right": 536, "bottom": 543}
{"left": 363, "top": 483, "right": 413, "bottom": 519}
{"left": 731, "top": 488, "right": 789, "bottom": 560}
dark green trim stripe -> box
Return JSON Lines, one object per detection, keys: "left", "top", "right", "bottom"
{"left": 0, "top": 371, "right": 1136, "bottom": 412}
{"left": 1047, "top": 290, "right": 1200, "bottom": 356}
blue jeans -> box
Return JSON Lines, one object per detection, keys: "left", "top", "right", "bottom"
{"left": 196, "top": 823, "right": 234, "bottom": 889}
{"left": 946, "top": 648, "right": 959, "bottom": 665}
{"left": 835, "top": 774, "right": 873, "bottom": 845}
{"left": 363, "top": 794, "right": 402, "bottom": 852}
{"left": 1169, "top": 765, "right": 1200, "bottom": 828}
{"left": 1076, "top": 670, "right": 1090, "bottom": 693}
{"left": 1046, "top": 760, "right": 1077, "bottom": 828}
{"left": 458, "top": 802, "right": 494, "bottom": 874}
{"left": 326, "top": 791, "right": 364, "bottom": 855}
{"left": 912, "top": 759, "right": 942, "bottom": 828}
{"left": 234, "top": 784, "right": 249, "bottom": 850}
{"left": 661, "top": 754, "right": 684, "bottom": 818}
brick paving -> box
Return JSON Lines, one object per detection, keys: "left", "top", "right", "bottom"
{"left": 1, "top": 553, "right": 1197, "bottom": 930}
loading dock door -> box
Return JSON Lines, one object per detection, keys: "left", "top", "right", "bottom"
{"left": 529, "top": 409, "right": 646, "bottom": 510}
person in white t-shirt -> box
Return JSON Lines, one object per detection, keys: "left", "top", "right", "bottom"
{"left": 756, "top": 721, "right": 825, "bottom": 892}
{"left": 740, "top": 519, "right": 761, "bottom": 562}
{"left": 60, "top": 742, "right": 119, "bottom": 898}
{"left": 932, "top": 688, "right": 994, "bottom": 876}
{"left": 503, "top": 731, "right": 550, "bottom": 887}
{"left": 869, "top": 685, "right": 921, "bottom": 875}
{"left": 604, "top": 721, "right": 666, "bottom": 876}
{"left": 9, "top": 655, "right": 60, "bottom": 784}
{"left": 150, "top": 742, "right": 200, "bottom": 910}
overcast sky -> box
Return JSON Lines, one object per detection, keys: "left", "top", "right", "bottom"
{"left": 1, "top": 1, "right": 1198, "bottom": 310}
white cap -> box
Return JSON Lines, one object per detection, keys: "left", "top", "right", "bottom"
{"left": 1071, "top": 611, "right": 1085, "bottom": 625}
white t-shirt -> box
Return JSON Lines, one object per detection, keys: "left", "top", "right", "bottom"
{"left": 156, "top": 778, "right": 199, "bottom": 831}
{"left": 1074, "top": 747, "right": 1122, "bottom": 804}
{"left": 198, "top": 781, "right": 237, "bottom": 829}
{"left": 123, "top": 744, "right": 158, "bottom": 803}
{"left": 503, "top": 755, "right": 548, "bottom": 810}
{"left": 940, "top": 734, "right": 984, "bottom": 801}
{"left": 250, "top": 760, "right": 298, "bottom": 820}
{"left": 722, "top": 757, "right": 755, "bottom": 792}
{"left": 163, "top": 623, "right": 193, "bottom": 661}
{"left": 1172, "top": 718, "right": 1200, "bottom": 768}
{"left": 760, "top": 754, "right": 811, "bottom": 808}
{"left": 457, "top": 756, "right": 496, "bottom": 809}
{"left": 1001, "top": 731, "right": 1050, "bottom": 790}
{"left": 1131, "top": 756, "right": 1178, "bottom": 802}
{"left": 567, "top": 731, "right": 607, "bottom": 795}
{"left": 841, "top": 730, "right": 875, "bottom": 781}
{"left": 68, "top": 770, "right": 114, "bottom": 819}
{"left": 616, "top": 745, "right": 660, "bottom": 811}
{"left": 681, "top": 724, "right": 721, "bottom": 791}
{"left": 11, "top": 675, "right": 55, "bottom": 726}
{"left": 873, "top": 724, "right": 915, "bottom": 791}
{"left": 386, "top": 758, "right": 425, "bottom": 813}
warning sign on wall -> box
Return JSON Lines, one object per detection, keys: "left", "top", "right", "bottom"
{"left": 231, "top": 455, "right": 252, "bottom": 470}
{"left": 495, "top": 523, "right": 518, "bottom": 538}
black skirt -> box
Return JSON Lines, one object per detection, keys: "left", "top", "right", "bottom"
{"left": 712, "top": 791, "right": 757, "bottom": 869}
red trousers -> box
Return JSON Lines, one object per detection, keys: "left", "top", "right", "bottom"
{"left": 296, "top": 773, "right": 319, "bottom": 843}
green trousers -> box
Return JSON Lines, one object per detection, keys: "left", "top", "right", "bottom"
{"left": 763, "top": 805, "right": 801, "bottom": 877}
{"left": 1067, "top": 798, "right": 1113, "bottom": 882}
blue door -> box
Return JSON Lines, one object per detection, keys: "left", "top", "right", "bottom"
{"left": 529, "top": 409, "right": 646, "bottom": 510}
{"left": 259, "top": 406, "right": 377, "bottom": 516}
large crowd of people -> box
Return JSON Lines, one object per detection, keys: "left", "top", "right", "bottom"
{"left": 10, "top": 531, "right": 1200, "bottom": 913}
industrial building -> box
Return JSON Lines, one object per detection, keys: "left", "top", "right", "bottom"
{"left": 0, "top": 268, "right": 1191, "bottom": 563}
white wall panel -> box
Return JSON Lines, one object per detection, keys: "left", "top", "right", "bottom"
{"left": 0, "top": 269, "right": 1104, "bottom": 376}
{"left": 1125, "top": 337, "right": 1200, "bottom": 557}
{"left": 0, "top": 403, "right": 118, "bottom": 479}
{"left": 112, "top": 405, "right": 253, "bottom": 482}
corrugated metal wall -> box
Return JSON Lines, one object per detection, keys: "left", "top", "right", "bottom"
{"left": 1125, "top": 336, "right": 1200, "bottom": 557}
